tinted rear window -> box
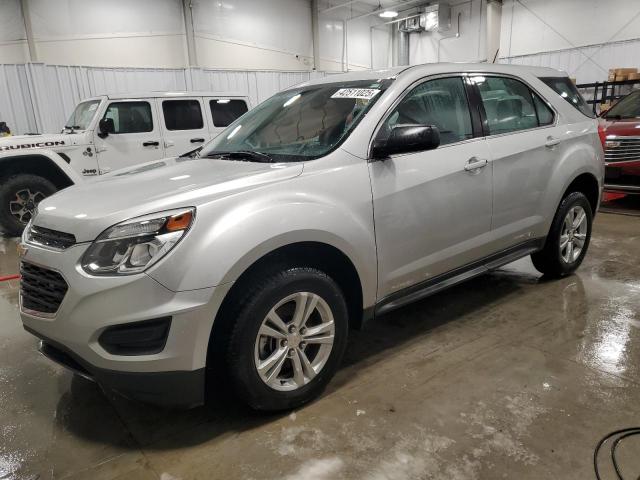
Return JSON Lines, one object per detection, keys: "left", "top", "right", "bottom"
{"left": 210, "top": 99, "right": 249, "bottom": 127}
{"left": 540, "top": 77, "right": 594, "bottom": 118}
{"left": 162, "top": 100, "right": 204, "bottom": 130}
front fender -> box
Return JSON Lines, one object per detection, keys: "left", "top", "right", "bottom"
{"left": 148, "top": 198, "right": 377, "bottom": 308}
{"left": 0, "top": 148, "right": 84, "bottom": 185}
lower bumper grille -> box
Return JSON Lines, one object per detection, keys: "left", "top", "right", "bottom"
{"left": 20, "top": 262, "right": 68, "bottom": 315}
{"left": 605, "top": 165, "right": 640, "bottom": 187}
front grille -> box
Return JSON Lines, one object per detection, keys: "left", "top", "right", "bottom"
{"left": 27, "top": 225, "right": 76, "bottom": 250}
{"left": 20, "top": 262, "right": 68, "bottom": 315}
{"left": 605, "top": 137, "right": 640, "bottom": 163}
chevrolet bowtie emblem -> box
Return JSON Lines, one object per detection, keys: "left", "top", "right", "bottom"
{"left": 17, "top": 243, "right": 28, "bottom": 258}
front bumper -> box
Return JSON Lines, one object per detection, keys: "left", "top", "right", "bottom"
{"left": 19, "top": 241, "right": 231, "bottom": 407}
{"left": 29, "top": 330, "right": 205, "bottom": 408}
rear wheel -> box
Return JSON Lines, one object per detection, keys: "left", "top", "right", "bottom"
{"left": 224, "top": 267, "right": 349, "bottom": 411}
{"left": 531, "top": 191, "right": 593, "bottom": 278}
{"left": 0, "top": 174, "right": 56, "bottom": 236}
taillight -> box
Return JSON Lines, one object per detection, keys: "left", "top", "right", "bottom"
{"left": 597, "top": 124, "right": 607, "bottom": 151}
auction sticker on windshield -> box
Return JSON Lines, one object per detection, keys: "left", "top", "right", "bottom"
{"left": 331, "top": 88, "right": 380, "bottom": 100}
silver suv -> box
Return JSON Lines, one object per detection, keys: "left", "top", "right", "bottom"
{"left": 19, "top": 64, "right": 604, "bottom": 410}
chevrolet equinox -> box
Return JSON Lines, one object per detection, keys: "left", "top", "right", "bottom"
{"left": 19, "top": 64, "right": 604, "bottom": 410}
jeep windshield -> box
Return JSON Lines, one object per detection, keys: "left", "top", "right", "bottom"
{"left": 200, "top": 79, "right": 393, "bottom": 162}
{"left": 63, "top": 100, "right": 101, "bottom": 132}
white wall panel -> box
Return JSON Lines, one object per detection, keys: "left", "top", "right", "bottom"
{"left": 0, "top": 0, "right": 26, "bottom": 43}
{"left": 0, "top": 0, "right": 28, "bottom": 63}
{"left": 500, "top": 0, "right": 640, "bottom": 57}
{"left": 0, "top": 63, "right": 327, "bottom": 135}
{"left": 192, "top": 0, "right": 313, "bottom": 64}
{"left": 0, "top": 64, "right": 37, "bottom": 134}
{"left": 500, "top": 37, "right": 640, "bottom": 84}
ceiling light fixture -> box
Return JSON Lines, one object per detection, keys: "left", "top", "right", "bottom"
{"left": 379, "top": 10, "right": 399, "bottom": 18}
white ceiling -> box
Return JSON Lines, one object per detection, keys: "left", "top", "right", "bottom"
{"left": 318, "top": 0, "right": 424, "bottom": 17}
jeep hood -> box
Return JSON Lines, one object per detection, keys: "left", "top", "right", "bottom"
{"left": 0, "top": 133, "right": 76, "bottom": 152}
{"left": 33, "top": 156, "right": 303, "bottom": 242}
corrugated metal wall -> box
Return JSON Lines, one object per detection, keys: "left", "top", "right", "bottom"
{"left": 499, "top": 38, "right": 640, "bottom": 84}
{"left": 0, "top": 63, "right": 327, "bottom": 135}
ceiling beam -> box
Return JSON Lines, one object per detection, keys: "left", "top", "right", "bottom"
{"left": 320, "top": 0, "right": 361, "bottom": 14}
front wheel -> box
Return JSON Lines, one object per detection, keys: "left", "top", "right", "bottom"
{"left": 0, "top": 174, "right": 56, "bottom": 236}
{"left": 531, "top": 191, "right": 593, "bottom": 278}
{"left": 225, "top": 267, "right": 349, "bottom": 411}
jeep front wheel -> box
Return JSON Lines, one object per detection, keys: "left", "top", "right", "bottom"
{"left": 0, "top": 174, "right": 56, "bottom": 237}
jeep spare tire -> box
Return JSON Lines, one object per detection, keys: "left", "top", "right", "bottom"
{"left": 0, "top": 174, "right": 56, "bottom": 237}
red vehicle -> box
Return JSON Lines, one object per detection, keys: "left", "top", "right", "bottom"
{"left": 599, "top": 90, "right": 640, "bottom": 195}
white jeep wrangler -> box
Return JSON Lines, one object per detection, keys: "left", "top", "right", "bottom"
{"left": 0, "top": 92, "right": 250, "bottom": 236}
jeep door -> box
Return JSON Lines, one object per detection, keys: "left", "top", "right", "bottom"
{"left": 470, "top": 75, "right": 561, "bottom": 251}
{"left": 93, "top": 99, "right": 165, "bottom": 174}
{"left": 369, "top": 76, "right": 494, "bottom": 300}
{"left": 159, "top": 97, "right": 209, "bottom": 156}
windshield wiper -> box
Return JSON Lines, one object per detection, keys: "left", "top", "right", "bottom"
{"left": 204, "top": 150, "right": 274, "bottom": 163}
{"left": 63, "top": 125, "right": 81, "bottom": 132}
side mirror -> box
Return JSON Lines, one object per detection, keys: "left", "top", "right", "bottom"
{"left": 98, "top": 118, "right": 115, "bottom": 138}
{"left": 372, "top": 125, "right": 440, "bottom": 159}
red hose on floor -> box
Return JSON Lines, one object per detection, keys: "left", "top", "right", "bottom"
{"left": 0, "top": 274, "right": 20, "bottom": 282}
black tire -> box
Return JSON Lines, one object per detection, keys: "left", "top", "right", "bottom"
{"left": 0, "top": 174, "right": 57, "bottom": 237}
{"left": 531, "top": 191, "right": 593, "bottom": 278}
{"left": 224, "top": 267, "right": 349, "bottom": 411}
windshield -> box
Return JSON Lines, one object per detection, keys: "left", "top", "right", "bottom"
{"left": 200, "top": 79, "right": 393, "bottom": 162}
{"left": 64, "top": 100, "right": 101, "bottom": 131}
{"left": 603, "top": 91, "right": 640, "bottom": 119}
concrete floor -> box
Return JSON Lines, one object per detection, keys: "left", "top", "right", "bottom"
{"left": 1, "top": 212, "right": 639, "bottom": 480}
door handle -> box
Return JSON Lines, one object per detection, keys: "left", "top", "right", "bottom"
{"left": 545, "top": 136, "right": 560, "bottom": 148}
{"left": 142, "top": 141, "right": 160, "bottom": 147}
{"left": 190, "top": 137, "right": 205, "bottom": 143}
{"left": 464, "top": 157, "right": 488, "bottom": 171}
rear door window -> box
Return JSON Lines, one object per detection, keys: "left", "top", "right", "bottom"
{"left": 210, "top": 99, "right": 249, "bottom": 127}
{"left": 539, "top": 77, "right": 594, "bottom": 118}
{"left": 473, "top": 76, "right": 556, "bottom": 135}
{"left": 162, "top": 100, "right": 204, "bottom": 130}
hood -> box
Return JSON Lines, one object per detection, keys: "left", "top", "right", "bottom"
{"left": 599, "top": 117, "right": 640, "bottom": 137}
{"left": 33, "top": 156, "right": 303, "bottom": 242}
{"left": 0, "top": 133, "right": 76, "bottom": 152}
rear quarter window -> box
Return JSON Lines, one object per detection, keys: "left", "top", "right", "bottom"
{"left": 540, "top": 77, "right": 594, "bottom": 118}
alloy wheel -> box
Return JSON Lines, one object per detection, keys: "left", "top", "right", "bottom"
{"left": 254, "top": 292, "right": 335, "bottom": 391}
{"left": 9, "top": 188, "right": 45, "bottom": 225}
{"left": 559, "top": 205, "right": 587, "bottom": 264}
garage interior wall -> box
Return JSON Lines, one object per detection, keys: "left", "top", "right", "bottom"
{"left": 409, "top": 0, "right": 488, "bottom": 64}
{"left": 498, "top": 0, "right": 640, "bottom": 83}
{"left": 3, "top": 0, "right": 640, "bottom": 134}
{"left": 0, "top": 63, "right": 327, "bottom": 135}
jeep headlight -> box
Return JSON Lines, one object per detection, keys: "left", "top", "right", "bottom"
{"left": 81, "top": 208, "right": 194, "bottom": 275}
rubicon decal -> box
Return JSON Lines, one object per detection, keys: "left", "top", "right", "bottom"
{"left": 0, "top": 140, "right": 66, "bottom": 151}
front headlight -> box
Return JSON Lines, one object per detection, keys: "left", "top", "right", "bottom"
{"left": 81, "top": 208, "right": 195, "bottom": 276}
